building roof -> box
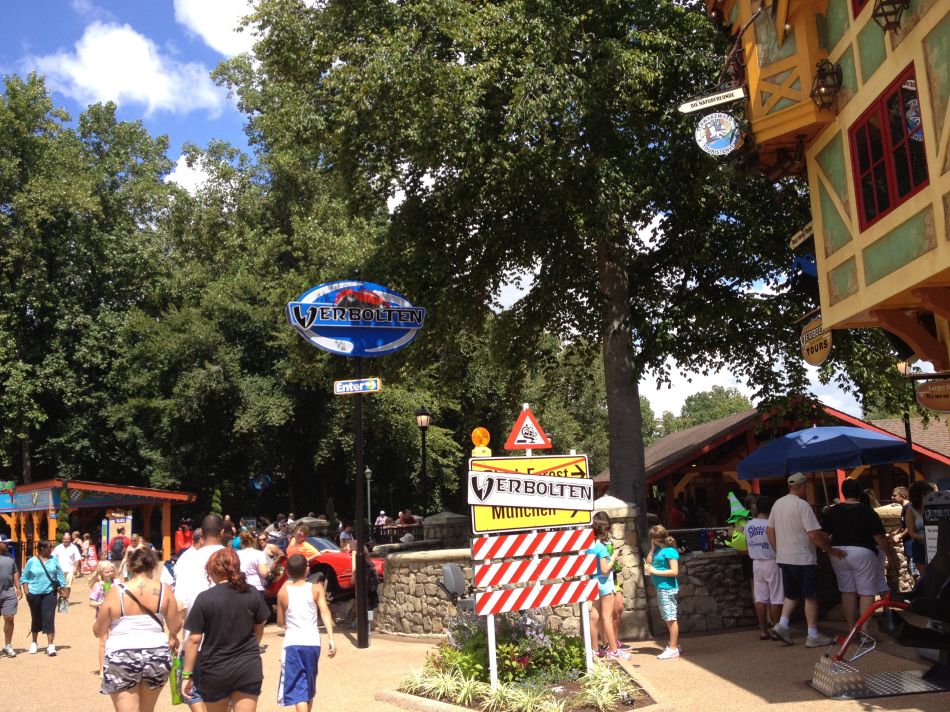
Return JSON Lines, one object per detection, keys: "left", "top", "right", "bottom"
{"left": 593, "top": 409, "right": 759, "bottom": 483}
{"left": 594, "top": 406, "right": 950, "bottom": 485}
{"left": 871, "top": 417, "right": 950, "bottom": 459}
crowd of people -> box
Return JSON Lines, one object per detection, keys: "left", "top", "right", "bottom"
{"left": 0, "top": 511, "right": 351, "bottom": 712}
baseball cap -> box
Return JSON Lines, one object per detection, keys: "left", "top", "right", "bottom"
{"left": 787, "top": 473, "right": 807, "bottom": 486}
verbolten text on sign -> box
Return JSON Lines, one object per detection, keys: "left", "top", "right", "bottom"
{"left": 468, "top": 470, "right": 594, "bottom": 511}
{"left": 469, "top": 455, "right": 592, "bottom": 535}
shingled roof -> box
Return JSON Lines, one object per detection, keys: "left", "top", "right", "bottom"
{"left": 871, "top": 417, "right": 950, "bottom": 458}
{"left": 594, "top": 408, "right": 759, "bottom": 483}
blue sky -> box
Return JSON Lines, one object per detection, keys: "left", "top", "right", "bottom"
{"left": 2, "top": 1, "right": 866, "bottom": 418}
{"left": 1, "top": 0, "right": 253, "bottom": 188}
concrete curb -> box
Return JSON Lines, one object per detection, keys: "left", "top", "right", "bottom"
{"left": 375, "top": 689, "right": 471, "bottom": 711}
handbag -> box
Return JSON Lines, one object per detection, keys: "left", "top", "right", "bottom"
{"left": 38, "top": 558, "right": 64, "bottom": 597}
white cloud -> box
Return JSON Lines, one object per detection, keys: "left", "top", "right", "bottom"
{"left": 173, "top": 0, "right": 256, "bottom": 57}
{"left": 165, "top": 154, "right": 210, "bottom": 195}
{"left": 30, "top": 22, "right": 225, "bottom": 116}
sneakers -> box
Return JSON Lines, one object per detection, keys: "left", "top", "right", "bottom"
{"left": 606, "top": 649, "right": 632, "bottom": 661}
{"left": 46, "top": 644, "right": 56, "bottom": 656}
{"left": 28, "top": 642, "right": 38, "bottom": 655}
{"left": 805, "top": 632, "right": 834, "bottom": 648}
{"left": 770, "top": 624, "right": 794, "bottom": 645}
{"left": 2, "top": 645, "right": 15, "bottom": 658}
{"left": 657, "top": 646, "right": 680, "bottom": 660}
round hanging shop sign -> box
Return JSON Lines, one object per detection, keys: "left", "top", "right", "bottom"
{"left": 800, "top": 317, "right": 832, "bottom": 366}
{"left": 916, "top": 380, "right": 950, "bottom": 413}
{"left": 695, "top": 112, "right": 742, "bottom": 156}
{"left": 286, "top": 280, "right": 426, "bottom": 357}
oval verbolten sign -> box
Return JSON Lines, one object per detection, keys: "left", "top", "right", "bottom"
{"left": 800, "top": 317, "right": 832, "bottom": 366}
{"left": 695, "top": 112, "right": 742, "bottom": 156}
{"left": 916, "top": 380, "right": 950, "bottom": 413}
{"left": 286, "top": 280, "right": 426, "bottom": 357}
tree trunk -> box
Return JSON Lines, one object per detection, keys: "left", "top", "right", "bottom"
{"left": 21, "top": 435, "right": 32, "bottom": 484}
{"left": 597, "top": 233, "right": 648, "bottom": 549}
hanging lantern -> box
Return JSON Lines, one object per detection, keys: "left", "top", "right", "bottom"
{"left": 871, "top": 0, "right": 910, "bottom": 31}
{"left": 810, "top": 61, "right": 842, "bottom": 111}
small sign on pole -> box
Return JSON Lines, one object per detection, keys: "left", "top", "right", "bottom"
{"left": 333, "top": 377, "right": 382, "bottom": 395}
{"left": 504, "top": 407, "right": 552, "bottom": 451}
{"left": 678, "top": 86, "right": 746, "bottom": 113}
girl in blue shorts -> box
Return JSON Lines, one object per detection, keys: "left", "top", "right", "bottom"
{"left": 589, "top": 516, "right": 629, "bottom": 660}
{"left": 646, "top": 525, "right": 680, "bottom": 660}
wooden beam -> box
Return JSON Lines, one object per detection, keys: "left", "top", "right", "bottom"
{"left": 871, "top": 309, "right": 950, "bottom": 370}
{"left": 914, "top": 288, "right": 950, "bottom": 323}
{"left": 161, "top": 502, "right": 172, "bottom": 562}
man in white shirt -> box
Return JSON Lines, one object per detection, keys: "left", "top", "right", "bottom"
{"left": 51, "top": 532, "right": 81, "bottom": 599}
{"left": 766, "top": 473, "right": 843, "bottom": 647}
{"left": 173, "top": 514, "right": 225, "bottom": 710}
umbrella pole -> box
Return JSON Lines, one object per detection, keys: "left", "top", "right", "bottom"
{"left": 819, "top": 471, "right": 831, "bottom": 506}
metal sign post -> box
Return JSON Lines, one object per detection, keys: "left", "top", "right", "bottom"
{"left": 286, "top": 279, "right": 426, "bottom": 650}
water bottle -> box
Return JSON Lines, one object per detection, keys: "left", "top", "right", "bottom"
{"left": 169, "top": 654, "right": 183, "bottom": 705}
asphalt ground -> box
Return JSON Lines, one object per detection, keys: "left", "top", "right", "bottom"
{"left": 4, "top": 575, "right": 949, "bottom": 711}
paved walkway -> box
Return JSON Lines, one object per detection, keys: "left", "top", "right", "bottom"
{"left": 5, "top": 576, "right": 949, "bottom": 711}
{"left": 624, "top": 626, "right": 950, "bottom": 712}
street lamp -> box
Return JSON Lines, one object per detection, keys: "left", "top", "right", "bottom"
{"left": 415, "top": 407, "right": 432, "bottom": 513}
{"left": 365, "top": 466, "right": 372, "bottom": 537}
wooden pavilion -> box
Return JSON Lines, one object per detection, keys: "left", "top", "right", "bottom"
{"left": 594, "top": 402, "right": 950, "bottom": 527}
{"left": 0, "top": 478, "right": 196, "bottom": 566}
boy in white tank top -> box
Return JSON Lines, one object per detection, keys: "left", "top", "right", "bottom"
{"left": 277, "top": 554, "right": 336, "bottom": 711}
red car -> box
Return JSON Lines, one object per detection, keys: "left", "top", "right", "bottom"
{"left": 265, "top": 536, "right": 385, "bottom": 602}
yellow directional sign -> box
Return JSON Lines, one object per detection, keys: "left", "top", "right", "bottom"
{"left": 469, "top": 455, "right": 591, "bottom": 535}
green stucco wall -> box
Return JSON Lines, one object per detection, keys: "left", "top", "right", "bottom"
{"left": 924, "top": 11, "right": 950, "bottom": 167}
{"left": 863, "top": 207, "right": 937, "bottom": 285}
{"left": 828, "top": 258, "right": 858, "bottom": 305}
{"left": 838, "top": 45, "right": 857, "bottom": 108}
{"left": 822, "top": 0, "right": 850, "bottom": 51}
{"left": 858, "top": 20, "right": 887, "bottom": 83}
{"left": 820, "top": 183, "right": 853, "bottom": 257}
{"left": 816, "top": 133, "right": 849, "bottom": 212}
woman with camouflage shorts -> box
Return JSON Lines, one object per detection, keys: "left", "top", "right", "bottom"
{"left": 93, "top": 548, "right": 182, "bottom": 711}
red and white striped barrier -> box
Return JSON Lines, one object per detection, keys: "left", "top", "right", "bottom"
{"left": 475, "top": 578, "right": 599, "bottom": 616}
{"left": 471, "top": 527, "right": 593, "bottom": 561}
{"left": 474, "top": 553, "right": 596, "bottom": 588}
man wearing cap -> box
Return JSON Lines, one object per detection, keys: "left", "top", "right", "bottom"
{"left": 766, "top": 473, "right": 843, "bottom": 647}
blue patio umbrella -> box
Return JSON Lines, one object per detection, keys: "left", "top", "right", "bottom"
{"left": 738, "top": 426, "right": 913, "bottom": 480}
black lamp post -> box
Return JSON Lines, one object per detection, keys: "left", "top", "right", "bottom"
{"left": 415, "top": 407, "right": 432, "bottom": 512}
{"left": 872, "top": 0, "right": 910, "bottom": 31}
{"left": 810, "top": 60, "right": 843, "bottom": 111}
{"left": 896, "top": 361, "right": 917, "bottom": 480}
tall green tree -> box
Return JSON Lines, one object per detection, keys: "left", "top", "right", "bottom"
{"left": 0, "top": 74, "right": 174, "bottom": 483}
{"left": 657, "top": 385, "right": 753, "bottom": 437}
{"left": 220, "top": 0, "right": 822, "bottom": 543}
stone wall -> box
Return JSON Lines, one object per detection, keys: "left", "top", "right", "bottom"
{"left": 375, "top": 496, "right": 653, "bottom": 639}
{"left": 645, "top": 549, "right": 756, "bottom": 634}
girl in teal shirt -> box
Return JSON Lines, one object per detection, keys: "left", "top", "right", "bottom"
{"left": 645, "top": 525, "right": 680, "bottom": 660}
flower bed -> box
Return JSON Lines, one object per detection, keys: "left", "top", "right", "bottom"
{"left": 399, "top": 612, "right": 651, "bottom": 711}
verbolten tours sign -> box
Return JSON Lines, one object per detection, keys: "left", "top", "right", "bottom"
{"left": 800, "top": 317, "right": 832, "bottom": 366}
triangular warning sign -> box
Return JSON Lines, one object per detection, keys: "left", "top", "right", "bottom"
{"left": 504, "top": 408, "right": 552, "bottom": 450}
